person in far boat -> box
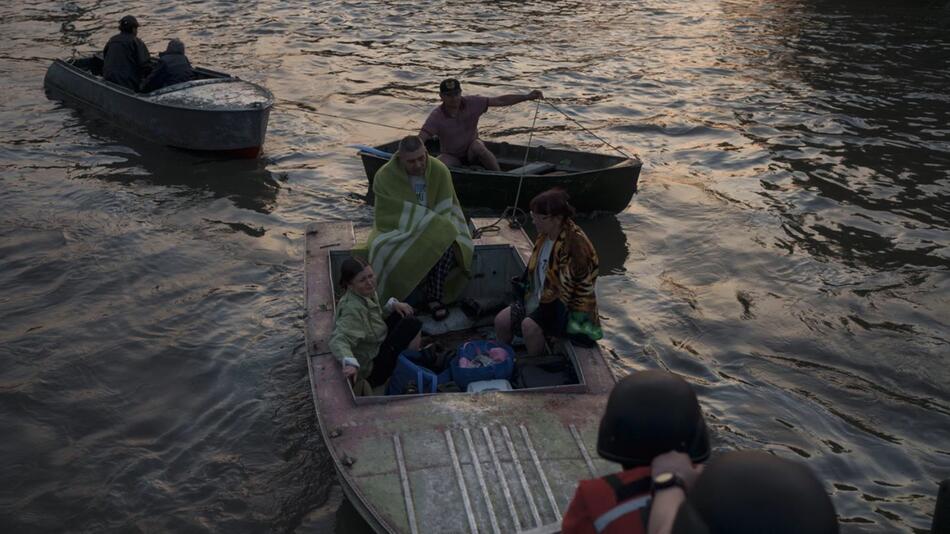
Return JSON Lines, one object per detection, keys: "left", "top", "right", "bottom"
{"left": 140, "top": 38, "right": 194, "bottom": 93}
{"left": 367, "top": 135, "right": 473, "bottom": 321}
{"left": 494, "top": 188, "right": 602, "bottom": 356}
{"left": 650, "top": 450, "right": 839, "bottom": 534}
{"left": 562, "top": 370, "right": 711, "bottom": 534}
{"left": 102, "top": 15, "right": 151, "bottom": 91}
{"left": 418, "top": 78, "right": 542, "bottom": 171}
{"left": 329, "top": 257, "right": 423, "bottom": 396}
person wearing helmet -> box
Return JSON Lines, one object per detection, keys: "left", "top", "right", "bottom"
{"left": 562, "top": 370, "right": 711, "bottom": 534}
{"left": 654, "top": 450, "right": 839, "bottom": 534}
{"left": 102, "top": 15, "right": 151, "bottom": 91}
{"left": 140, "top": 38, "right": 194, "bottom": 93}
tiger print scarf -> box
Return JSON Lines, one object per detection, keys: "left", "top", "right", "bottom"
{"left": 524, "top": 218, "right": 603, "bottom": 340}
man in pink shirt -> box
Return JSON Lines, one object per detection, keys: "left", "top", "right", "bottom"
{"left": 419, "top": 78, "right": 543, "bottom": 171}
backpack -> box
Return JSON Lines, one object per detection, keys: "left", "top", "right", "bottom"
{"left": 386, "top": 350, "right": 451, "bottom": 395}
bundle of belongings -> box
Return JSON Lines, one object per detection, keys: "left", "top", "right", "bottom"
{"left": 386, "top": 339, "right": 515, "bottom": 395}
{"left": 457, "top": 346, "right": 509, "bottom": 368}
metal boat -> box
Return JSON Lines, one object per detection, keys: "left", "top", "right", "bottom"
{"left": 304, "top": 220, "right": 620, "bottom": 533}
{"left": 44, "top": 56, "right": 273, "bottom": 158}
{"left": 358, "top": 140, "right": 641, "bottom": 213}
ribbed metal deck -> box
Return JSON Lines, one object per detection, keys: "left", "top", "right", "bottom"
{"left": 392, "top": 423, "right": 603, "bottom": 534}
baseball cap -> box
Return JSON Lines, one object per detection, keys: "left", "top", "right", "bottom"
{"left": 439, "top": 78, "right": 461, "bottom": 95}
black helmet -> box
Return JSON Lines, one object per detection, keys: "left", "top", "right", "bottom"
{"left": 596, "top": 370, "right": 710, "bottom": 467}
{"left": 119, "top": 15, "right": 139, "bottom": 32}
{"left": 673, "top": 451, "right": 839, "bottom": 534}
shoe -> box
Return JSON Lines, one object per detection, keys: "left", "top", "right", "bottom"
{"left": 427, "top": 300, "right": 449, "bottom": 321}
{"left": 460, "top": 298, "right": 481, "bottom": 318}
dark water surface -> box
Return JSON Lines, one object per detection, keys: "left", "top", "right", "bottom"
{"left": 2, "top": 1, "right": 948, "bottom": 532}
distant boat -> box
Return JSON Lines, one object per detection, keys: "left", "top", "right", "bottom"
{"left": 44, "top": 56, "right": 273, "bottom": 158}
{"left": 305, "top": 219, "right": 619, "bottom": 534}
{"left": 357, "top": 139, "right": 642, "bottom": 213}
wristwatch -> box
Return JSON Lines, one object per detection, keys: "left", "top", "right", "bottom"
{"left": 651, "top": 472, "right": 686, "bottom": 496}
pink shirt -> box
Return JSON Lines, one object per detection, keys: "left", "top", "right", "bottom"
{"left": 420, "top": 95, "right": 490, "bottom": 159}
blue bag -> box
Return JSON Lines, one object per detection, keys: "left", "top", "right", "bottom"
{"left": 450, "top": 340, "right": 516, "bottom": 390}
{"left": 386, "top": 350, "right": 450, "bottom": 395}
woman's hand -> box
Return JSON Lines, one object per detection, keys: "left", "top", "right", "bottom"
{"left": 342, "top": 365, "right": 358, "bottom": 379}
{"left": 393, "top": 301, "right": 414, "bottom": 317}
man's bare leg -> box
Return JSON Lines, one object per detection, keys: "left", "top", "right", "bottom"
{"left": 469, "top": 139, "right": 501, "bottom": 171}
{"left": 438, "top": 153, "right": 462, "bottom": 168}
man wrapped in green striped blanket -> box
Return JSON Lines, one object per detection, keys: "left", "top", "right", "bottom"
{"left": 367, "top": 136, "right": 473, "bottom": 317}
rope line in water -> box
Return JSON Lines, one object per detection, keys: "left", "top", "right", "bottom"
{"left": 284, "top": 99, "right": 416, "bottom": 132}
{"left": 544, "top": 100, "right": 634, "bottom": 160}
{"left": 472, "top": 98, "right": 542, "bottom": 238}
{"left": 288, "top": 98, "right": 632, "bottom": 160}
{"left": 287, "top": 97, "right": 630, "bottom": 236}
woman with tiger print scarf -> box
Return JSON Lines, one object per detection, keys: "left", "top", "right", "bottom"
{"left": 495, "top": 188, "right": 603, "bottom": 356}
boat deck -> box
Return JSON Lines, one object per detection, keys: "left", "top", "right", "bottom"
{"left": 305, "top": 220, "right": 618, "bottom": 533}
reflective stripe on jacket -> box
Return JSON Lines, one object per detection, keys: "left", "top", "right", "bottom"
{"left": 562, "top": 467, "right": 652, "bottom": 534}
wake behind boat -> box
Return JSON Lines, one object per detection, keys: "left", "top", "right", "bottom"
{"left": 358, "top": 139, "right": 642, "bottom": 214}
{"left": 305, "top": 220, "right": 620, "bottom": 533}
{"left": 44, "top": 56, "right": 273, "bottom": 158}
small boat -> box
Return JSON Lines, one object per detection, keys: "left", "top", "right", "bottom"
{"left": 357, "top": 139, "right": 642, "bottom": 213}
{"left": 305, "top": 219, "right": 620, "bottom": 534}
{"left": 44, "top": 56, "right": 273, "bottom": 158}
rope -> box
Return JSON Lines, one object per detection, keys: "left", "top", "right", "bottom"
{"left": 284, "top": 97, "right": 625, "bottom": 237}
{"left": 544, "top": 99, "right": 634, "bottom": 160}
{"left": 282, "top": 99, "right": 415, "bottom": 132}
{"left": 510, "top": 98, "right": 543, "bottom": 221}
{"left": 472, "top": 98, "right": 542, "bottom": 238}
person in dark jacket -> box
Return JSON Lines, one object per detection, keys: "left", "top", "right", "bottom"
{"left": 140, "top": 38, "right": 194, "bottom": 93}
{"left": 102, "top": 15, "right": 151, "bottom": 91}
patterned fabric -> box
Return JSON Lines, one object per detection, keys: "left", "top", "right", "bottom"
{"left": 425, "top": 246, "right": 457, "bottom": 302}
{"left": 523, "top": 218, "right": 603, "bottom": 340}
{"left": 367, "top": 154, "right": 473, "bottom": 303}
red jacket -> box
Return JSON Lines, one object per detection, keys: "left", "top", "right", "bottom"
{"left": 562, "top": 467, "right": 653, "bottom": 534}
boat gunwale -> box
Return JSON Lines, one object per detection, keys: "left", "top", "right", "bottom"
{"left": 359, "top": 151, "right": 640, "bottom": 180}
{"left": 305, "top": 222, "right": 401, "bottom": 534}
{"left": 48, "top": 58, "right": 275, "bottom": 114}
{"left": 357, "top": 140, "right": 642, "bottom": 179}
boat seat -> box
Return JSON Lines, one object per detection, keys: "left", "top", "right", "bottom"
{"left": 507, "top": 161, "right": 556, "bottom": 175}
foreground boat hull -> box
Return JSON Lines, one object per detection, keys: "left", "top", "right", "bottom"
{"left": 359, "top": 140, "right": 641, "bottom": 214}
{"left": 44, "top": 58, "right": 272, "bottom": 157}
{"left": 305, "top": 221, "right": 619, "bottom": 533}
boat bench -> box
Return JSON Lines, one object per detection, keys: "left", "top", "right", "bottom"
{"left": 506, "top": 161, "right": 556, "bottom": 175}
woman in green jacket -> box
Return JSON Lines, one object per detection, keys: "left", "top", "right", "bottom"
{"left": 329, "top": 257, "right": 422, "bottom": 395}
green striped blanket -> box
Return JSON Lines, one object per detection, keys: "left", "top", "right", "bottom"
{"left": 367, "top": 155, "right": 473, "bottom": 303}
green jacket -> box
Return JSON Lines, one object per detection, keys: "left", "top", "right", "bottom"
{"left": 329, "top": 290, "right": 389, "bottom": 381}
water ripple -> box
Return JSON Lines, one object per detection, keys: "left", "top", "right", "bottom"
{"left": 1, "top": 0, "right": 948, "bottom": 532}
